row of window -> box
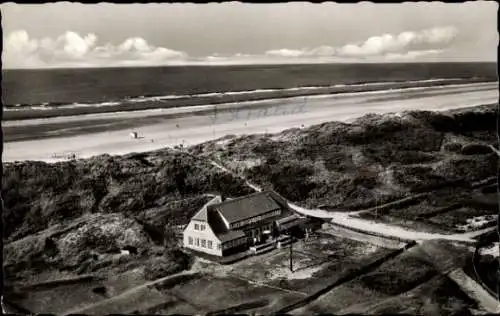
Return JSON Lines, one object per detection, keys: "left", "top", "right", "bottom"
{"left": 194, "top": 223, "right": 206, "bottom": 231}
{"left": 188, "top": 236, "right": 220, "bottom": 250}
{"left": 231, "top": 210, "right": 281, "bottom": 229}
{"left": 250, "top": 224, "right": 272, "bottom": 237}
{"left": 222, "top": 237, "right": 247, "bottom": 250}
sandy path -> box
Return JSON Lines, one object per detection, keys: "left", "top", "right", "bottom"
{"left": 208, "top": 155, "right": 491, "bottom": 245}
{"left": 448, "top": 268, "right": 500, "bottom": 313}
{"left": 3, "top": 82, "right": 498, "bottom": 162}
{"left": 288, "top": 203, "right": 482, "bottom": 243}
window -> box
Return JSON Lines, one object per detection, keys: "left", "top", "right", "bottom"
{"left": 217, "top": 243, "right": 221, "bottom": 250}
{"left": 195, "top": 238, "right": 200, "bottom": 246}
{"left": 200, "top": 224, "right": 206, "bottom": 231}
{"left": 194, "top": 223, "right": 199, "bottom": 230}
{"left": 208, "top": 241, "right": 213, "bottom": 249}
{"left": 188, "top": 237, "right": 193, "bottom": 245}
{"left": 201, "top": 239, "right": 206, "bottom": 248}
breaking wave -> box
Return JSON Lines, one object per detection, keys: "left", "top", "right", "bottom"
{"left": 1, "top": 77, "right": 489, "bottom": 112}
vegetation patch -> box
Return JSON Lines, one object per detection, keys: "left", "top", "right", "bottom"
{"left": 358, "top": 250, "right": 437, "bottom": 296}
{"left": 428, "top": 207, "right": 498, "bottom": 232}
{"left": 193, "top": 105, "right": 497, "bottom": 209}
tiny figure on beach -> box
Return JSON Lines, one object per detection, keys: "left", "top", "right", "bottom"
{"left": 130, "top": 131, "right": 138, "bottom": 139}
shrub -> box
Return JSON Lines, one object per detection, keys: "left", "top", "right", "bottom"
{"left": 360, "top": 255, "right": 436, "bottom": 296}
{"left": 461, "top": 143, "right": 494, "bottom": 155}
{"left": 2, "top": 149, "right": 251, "bottom": 242}
{"left": 443, "top": 142, "right": 463, "bottom": 153}
{"left": 143, "top": 250, "right": 192, "bottom": 281}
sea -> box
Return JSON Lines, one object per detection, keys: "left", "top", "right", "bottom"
{"left": 2, "top": 62, "right": 497, "bottom": 112}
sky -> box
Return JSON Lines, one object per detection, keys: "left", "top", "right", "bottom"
{"left": 1, "top": 1, "right": 498, "bottom": 68}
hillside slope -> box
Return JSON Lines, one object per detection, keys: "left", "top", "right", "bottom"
{"left": 2, "top": 149, "right": 254, "bottom": 285}
{"left": 190, "top": 104, "right": 498, "bottom": 210}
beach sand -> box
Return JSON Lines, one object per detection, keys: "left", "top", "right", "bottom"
{"left": 3, "top": 82, "right": 498, "bottom": 162}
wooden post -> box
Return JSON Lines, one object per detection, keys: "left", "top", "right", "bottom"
{"left": 289, "top": 235, "right": 293, "bottom": 272}
{"left": 213, "top": 104, "right": 217, "bottom": 139}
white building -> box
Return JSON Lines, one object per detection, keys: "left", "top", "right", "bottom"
{"left": 182, "top": 191, "right": 305, "bottom": 257}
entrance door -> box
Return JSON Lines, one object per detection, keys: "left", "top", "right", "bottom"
{"left": 255, "top": 228, "right": 261, "bottom": 243}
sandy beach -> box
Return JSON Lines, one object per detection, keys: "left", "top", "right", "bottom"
{"left": 3, "top": 82, "right": 498, "bottom": 162}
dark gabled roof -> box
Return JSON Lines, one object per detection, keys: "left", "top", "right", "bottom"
{"left": 192, "top": 196, "right": 222, "bottom": 222}
{"left": 211, "top": 191, "right": 283, "bottom": 224}
{"left": 218, "top": 230, "right": 246, "bottom": 243}
{"left": 207, "top": 205, "right": 229, "bottom": 235}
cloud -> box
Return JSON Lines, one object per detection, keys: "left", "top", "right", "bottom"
{"left": 336, "top": 26, "right": 457, "bottom": 57}
{"left": 3, "top": 30, "right": 187, "bottom": 68}
{"left": 384, "top": 49, "right": 444, "bottom": 61}
{"left": 3, "top": 26, "right": 459, "bottom": 68}
{"left": 265, "top": 26, "right": 458, "bottom": 61}
{"left": 266, "top": 48, "right": 306, "bottom": 58}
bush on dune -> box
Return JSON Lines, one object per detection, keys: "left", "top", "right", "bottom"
{"left": 2, "top": 150, "right": 252, "bottom": 242}
{"left": 433, "top": 154, "right": 497, "bottom": 183}
{"left": 408, "top": 106, "right": 497, "bottom": 134}
{"left": 56, "top": 213, "right": 152, "bottom": 262}
{"left": 3, "top": 212, "right": 194, "bottom": 284}
{"left": 3, "top": 148, "right": 256, "bottom": 284}
{"left": 139, "top": 195, "right": 213, "bottom": 228}
{"left": 390, "top": 165, "right": 448, "bottom": 193}
{"left": 245, "top": 159, "right": 316, "bottom": 202}
{"left": 362, "top": 146, "right": 440, "bottom": 166}
{"left": 220, "top": 106, "right": 497, "bottom": 207}
{"left": 442, "top": 142, "right": 463, "bottom": 153}
{"left": 461, "top": 143, "right": 494, "bottom": 155}
{"left": 143, "top": 249, "right": 193, "bottom": 281}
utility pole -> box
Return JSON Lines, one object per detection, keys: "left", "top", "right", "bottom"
{"left": 213, "top": 102, "right": 217, "bottom": 140}
{"left": 289, "top": 235, "right": 294, "bottom": 272}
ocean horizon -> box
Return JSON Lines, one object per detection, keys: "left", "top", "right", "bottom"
{"left": 3, "top": 62, "right": 497, "bottom": 108}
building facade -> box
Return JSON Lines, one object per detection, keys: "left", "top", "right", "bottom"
{"left": 182, "top": 190, "right": 305, "bottom": 257}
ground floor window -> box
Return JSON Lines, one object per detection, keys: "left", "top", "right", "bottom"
{"left": 188, "top": 236, "right": 193, "bottom": 245}
{"left": 196, "top": 238, "right": 200, "bottom": 246}
{"left": 222, "top": 237, "right": 247, "bottom": 250}
{"left": 208, "top": 240, "right": 213, "bottom": 249}
{"left": 201, "top": 239, "right": 206, "bottom": 248}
